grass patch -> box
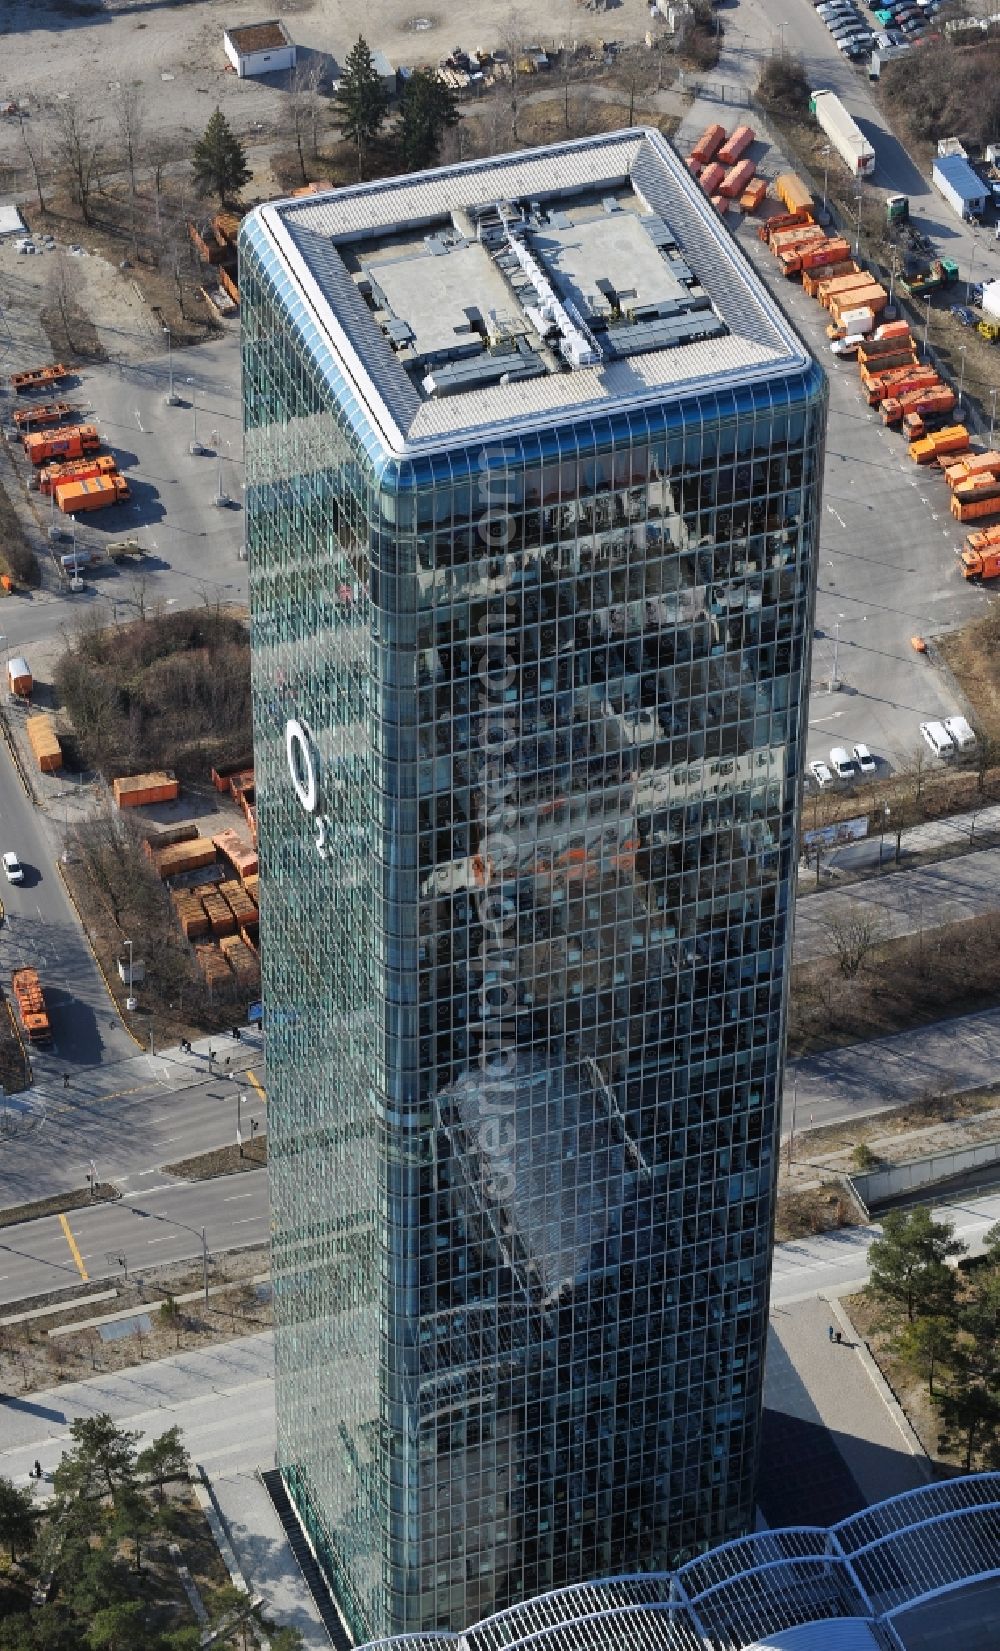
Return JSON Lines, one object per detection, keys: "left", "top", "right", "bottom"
{"left": 163, "top": 1138, "right": 267, "bottom": 1179}
{"left": 0, "top": 452, "right": 39, "bottom": 586}
{"left": 0, "top": 1183, "right": 119, "bottom": 1229}
{"left": 939, "top": 609, "right": 1000, "bottom": 748}
{"left": 789, "top": 909, "right": 1000, "bottom": 1058}
{"left": 774, "top": 1182, "right": 855, "bottom": 1243}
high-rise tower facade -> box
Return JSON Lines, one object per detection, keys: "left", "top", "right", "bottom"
{"left": 240, "top": 128, "right": 826, "bottom": 1644}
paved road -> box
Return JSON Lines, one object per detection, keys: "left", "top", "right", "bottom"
{"left": 770, "top": 1187, "right": 1000, "bottom": 1306}
{"left": 0, "top": 1031, "right": 266, "bottom": 1208}
{"left": 786, "top": 1002, "right": 1000, "bottom": 1134}
{"left": 0, "top": 738, "right": 138, "bottom": 1075}
{"left": 0, "top": 1169, "right": 269, "bottom": 1306}
{"left": 793, "top": 843, "right": 1000, "bottom": 963}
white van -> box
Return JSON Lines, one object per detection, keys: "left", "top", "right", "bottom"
{"left": 920, "top": 720, "right": 955, "bottom": 758}
{"left": 944, "top": 715, "right": 976, "bottom": 751}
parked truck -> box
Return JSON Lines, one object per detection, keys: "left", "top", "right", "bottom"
{"left": 961, "top": 525, "right": 1000, "bottom": 579}
{"left": 11, "top": 967, "right": 51, "bottom": 1044}
{"left": 11, "top": 401, "right": 76, "bottom": 432}
{"left": 38, "top": 454, "right": 118, "bottom": 495}
{"left": 897, "top": 259, "right": 960, "bottom": 299}
{"left": 7, "top": 656, "right": 32, "bottom": 697}
{"left": 10, "top": 363, "right": 69, "bottom": 395}
{"left": 809, "top": 89, "right": 875, "bottom": 177}
{"left": 23, "top": 424, "right": 100, "bottom": 466}
{"left": 54, "top": 474, "right": 131, "bottom": 514}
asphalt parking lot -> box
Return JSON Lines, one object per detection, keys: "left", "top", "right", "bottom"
{"left": 22, "top": 334, "right": 248, "bottom": 621}
{"left": 727, "top": 175, "right": 989, "bottom": 778}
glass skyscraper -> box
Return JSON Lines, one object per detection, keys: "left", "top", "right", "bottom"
{"left": 240, "top": 128, "right": 826, "bottom": 1645}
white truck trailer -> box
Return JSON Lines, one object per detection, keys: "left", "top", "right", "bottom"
{"left": 809, "top": 89, "right": 875, "bottom": 178}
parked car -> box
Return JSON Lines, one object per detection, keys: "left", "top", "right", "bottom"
{"left": 920, "top": 720, "right": 955, "bottom": 757}
{"left": 2, "top": 852, "right": 23, "bottom": 883}
{"left": 829, "top": 747, "right": 856, "bottom": 780}
{"left": 810, "top": 759, "right": 835, "bottom": 788}
{"left": 853, "top": 742, "right": 877, "bottom": 775}
{"left": 944, "top": 715, "right": 976, "bottom": 751}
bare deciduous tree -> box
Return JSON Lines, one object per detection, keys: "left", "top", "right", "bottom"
{"left": 287, "top": 62, "right": 323, "bottom": 181}
{"left": 824, "top": 907, "right": 890, "bottom": 979}
{"left": 18, "top": 113, "right": 46, "bottom": 215}
{"left": 51, "top": 99, "right": 102, "bottom": 225}
{"left": 113, "top": 84, "right": 146, "bottom": 252}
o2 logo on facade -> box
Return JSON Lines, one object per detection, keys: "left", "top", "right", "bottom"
{"left": 285, "top": 718, "right": 332, "bottom": 860}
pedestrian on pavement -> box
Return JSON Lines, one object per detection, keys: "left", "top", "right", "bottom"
{"left": 63, "top": 1074, "right": 70, "bottom": 1090}
{"left": 828, "top": 1324, "right": 835, "bottom": 1342}
{"left": 835, "top": 1330, "right": 843, "bottom": 1345}
{"left": 33, "top": 1460, "right": 41, "bottom": 1479}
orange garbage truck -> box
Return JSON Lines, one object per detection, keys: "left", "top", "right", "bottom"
{"left": 11, "top": 967, "right": 51, "bottom": 1044}
{"left": 38, "top": 454, "right": 119, "bottom": 495}
{"left": 23, "top": 424, "right": 100, "bottom": 466}
{"left": 961, "top": 525, "right": 1000, "bottom": 579}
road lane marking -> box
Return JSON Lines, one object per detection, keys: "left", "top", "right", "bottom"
{"left": 145, "top": 1236, "right": 173, "bottom": 1245}
{"left": 232, "top": 1217, "right": 264, "bottom": 1226}
{"left": 224, "top": 1193, "right": 253, "bottom": 1202}
{"left": 59, "top": 1214, "right": 89, "bottom": 1281}
{"left": 247, "top": 1071, "right": 266, "bottom": 1104}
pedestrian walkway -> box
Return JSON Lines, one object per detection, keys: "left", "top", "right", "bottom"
{"left": 793, "top": 844, "right": 1000, "bottom": 964}
{"left": 801, "top": 801, "right": 1000, "bottom": 884}
{"left": 761, "top": 1295, "right": 928, "bottom": 1529}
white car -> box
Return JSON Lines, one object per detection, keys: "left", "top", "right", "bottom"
{"left": 944, "top": 715, "right": 976, "bottom": 751}
{"left": 2, "top": 852, "right": 24, "bottom": 883}
{"left": 853, "top": 742, "right": 877, "bottom": 775}
{"left": 829, "top": 747, "right": 856, "bottom": 780}
{"left": 920, "top": 720, "right": 955, "bottom": 758}
{"left": 810, "top": 759, "right": 835, "bottom": 789}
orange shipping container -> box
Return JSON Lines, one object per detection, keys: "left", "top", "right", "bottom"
{"left": 699, "top": 163, "right": 725, "bottom": 195}
{"left": 799, "top": 238, "right": 851, "bottom": 272}
{"left": 11, "top": 967, "right": 50, "bottom": 1043}
{"left": 803, "top": 260, "right": 856, "bottom": 297}
{"left": 740, "top": 178, "right": 767, "bottom": 212}
{"left": 153, "top": 837, "right": 218, "bottom": 880}
{"left": 212, "top": 829, "right": 258, "bottom": 879}
{"left": 951, "top": 494, "right": 1000, "bottom": 522}
{"left": 719, "top": 157, "right": 756, "bottom": 199}
{"left": 113, "top": 772, "right": 180, "bottom": 808}
{"left": 26, "top": 714, "right": 62, "bottom": 773}
{"left": 691, "top": 122, "right": 726, "bottom": 163}
{"left": 775, "top": 172, "right": 813, "bottom": 214}
{"left": 717, "top": 123, "right": 754, "bottom": 166}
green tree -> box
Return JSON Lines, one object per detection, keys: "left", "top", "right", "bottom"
{"left": 892, "top": 1314, "right": 956, "bottom": 1396}
{"left": 53, "top": 1415, "right": 140, "bottom": 1505}
{"left": 866, "top": 1205, "right": 966, "bottom": 1324}
{"left": 109, "top": 1484, "right": 155, "bottom": 1575}
{"left": 191, "top": 108, "right": 251, "bottom": 204}
{"left": 937, "top": 1361, "right": 1000, "bottom": 1471}
{"left": 0, "top": 1475, "right": 40, "bottom": 1561}
{"left": 137, "top": 1426, "right": 190, "bottom": 1503}
{"left": 984, "top": 1222, "right": 1000, "bottom": 1265}
{"left": 334, "top": 37, "right": 390, "bottom": 177}
{"left": 158, "top": 1296, "right": 185, "bottom": 1351}
{"left": 397, "top": 71, "right": 459, "bottom": 172}
{"left": 57, "top": 1533, "right": 131, "bottom": 1619}
{"left": 86, "top": 1604, "right": 146, "bottom": 1651}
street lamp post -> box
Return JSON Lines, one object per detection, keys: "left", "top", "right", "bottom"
{"left": 238, "top": 1090, "right": 246, "bottom": 1157}
{"left": 888, "top": 252, "right": 899, "bottom": 313}
{"left": 124, "top": 937, "right": 137, "bottom": 1011}
{"left": 853, "top": 190, "right": 864, "bottom": 257}
{"left": 879, "top": 804, "right": 890, "bottom": 872}
{"left": 821, "top": 146, "right": 832, "bottom": 218}
{"left": 991, "top": 388, "right": 998, "bottom": 446}
{"left": 190, "top": 389, "right": 206, "bottom": 457}
{"left": 786, "top": 1075, "right": 798, "bottom": 1169}
{"left": 829, "top": 618, "right": 842, "bottom": 692}
{"left": 966, "top": 231, "right": 979, "bottom": 306}
{"left": 163, "top": 325, "right": 180, "bottom": 407}
{"left": 958, "top": 343, "right": 968, "bottom": 411}
{"left": 923, "top": 296, "right": 932, "bottom": 358}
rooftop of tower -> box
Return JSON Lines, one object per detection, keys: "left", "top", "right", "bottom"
{"left": 250, "top": 127, "right": 812, "bottom": 455}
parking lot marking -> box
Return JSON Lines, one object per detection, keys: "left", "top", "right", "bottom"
{"left": 59, "top": 1214, "right": 89, "bottom": 1282}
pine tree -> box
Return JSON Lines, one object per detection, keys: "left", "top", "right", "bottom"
{"left": 398, "top": 71, "right": 460, "bottom": 172}
{"left": 191, "top": 108, "right": 251, "bottom": 204}
{"left": 335, "top": 37, "right": 390, "bottom": 178}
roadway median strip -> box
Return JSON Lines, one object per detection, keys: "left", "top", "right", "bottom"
{"left": 58, "top": 1212, "right": 89, "bottom": 1282}
{"left": 0, "top": 1182, "right": 121, "bottom": 1230}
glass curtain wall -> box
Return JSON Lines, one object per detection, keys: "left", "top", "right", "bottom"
{"left": 243, "top": 211, "right": 827, "bottom": 1644}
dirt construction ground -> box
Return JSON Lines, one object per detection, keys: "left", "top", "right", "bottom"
{"left": 0, "top": 0, "right": 664, "bottom": 150}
